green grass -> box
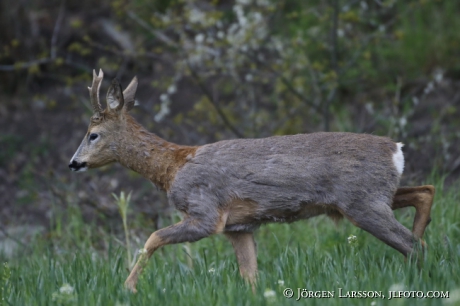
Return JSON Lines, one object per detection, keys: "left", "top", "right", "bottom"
{"left": 1, "top": 176, "right": 459, "bottom": 305}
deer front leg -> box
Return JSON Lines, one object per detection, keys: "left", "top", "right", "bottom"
{"left": 125, "top": 231, "right": 165, "bottom": 293}
{"left": 125, "top": 211, "right": 228, "bottom": 293}
{"left": 392, "top": 185, "right": 435, "bottom": 240}
{"left": 224, "top": 231, "right": 258, "bottom": 290}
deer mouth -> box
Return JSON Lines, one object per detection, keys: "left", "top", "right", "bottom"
{"left": 68, "top": 160, "right": 88, "bottom": 172}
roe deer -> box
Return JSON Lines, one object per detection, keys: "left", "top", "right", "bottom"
{"left": 69, "top": 70, "right": 435, "bottom": 293}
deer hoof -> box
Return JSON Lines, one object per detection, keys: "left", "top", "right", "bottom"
{"left": 124, "top": 279, "right": 138, "bottom": 294}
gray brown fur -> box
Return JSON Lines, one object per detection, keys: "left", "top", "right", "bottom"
{"left": 69, "top": 71, "right": 435, "bottom": 293}
{"left": 169, "top": 132, "right": 399, "bottom": 234}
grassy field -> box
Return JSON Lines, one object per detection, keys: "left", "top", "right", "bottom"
{"left": 1, "top": 175, "right": 459, "bottom": 306}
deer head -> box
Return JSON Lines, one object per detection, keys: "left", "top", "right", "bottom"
{"left": 69, "top": 69, "right": 138, "bottom": 172}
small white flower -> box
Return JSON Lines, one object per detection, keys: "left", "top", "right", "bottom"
{"left": 167, "top": 85, "right": 177, "bottom": 95}
{"left": 277, "top": 280, "right": 284, "bottom": 286}
{"left": 264, "top": 289, "right": 276, "bottom": 298}
{"left": 233, "top": 4, "right": 243, "bottom": 16}
{"left": 160, "top": 94, "right": 169, "bottom": 102}
{"left": 399, "top": 117, "right": 407, "bottom": 127}
{"left": 138, "top": 248, "right": 147, "bottom": 254}
{"left": 252, "top": 12, "right": 262, "bottom": 22}
{"left": 195, "top": 33, "right": 205, "bottom": 44}
{"left": 208, "top": 268, "right": 215, "bottom": 274}
{"left": 389, "top": 283, "right": 405, "bottom": 292}
{"left": 365, "top": 102, "right": 374, "bottom": 114}
{"left": 347, "top": 235, "right": 357, "bottom": 244}
{"left": 424, "top": 81, "right": 434, "bottom": 94}
{"left": 434, "top": 69, "right": 444, "bottom": 84}
{"left": 59, "top": 284, "right": 74, "bottom": 295}
{"left": 163, "top": 288, "right": 166, "bottom": 293}
{"left": 110, "top": 179, "right": 119, "bottom": 189}
{"left": 188, "top": 8, "right": 205, "bottom": 24}
{"left": 238, "top": 16, "right": 248, "bottom": 27}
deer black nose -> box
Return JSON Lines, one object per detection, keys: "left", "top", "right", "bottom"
{"left": 69, "top": 160, "right": 87, "bottom": 171}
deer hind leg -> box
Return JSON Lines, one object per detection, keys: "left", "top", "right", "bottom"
{"left": 124, "top": 211, "right": 228, "bottom": 293}
{"left": 343, "top": 201, "right": 415, "bottom": 257}
{"left": 392, "top": 185, "right": 435, "bottom": 240}
{"left": 224, "top": 231, "right": 258, "bottom": 290}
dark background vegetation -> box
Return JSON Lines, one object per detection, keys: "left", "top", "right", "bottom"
{"left": 1, "top": 0, "right": 460, "bottom": 244}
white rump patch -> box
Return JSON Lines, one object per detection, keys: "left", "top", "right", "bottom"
{"left": 392, "top": 143, "right": 405, "bottom": 175}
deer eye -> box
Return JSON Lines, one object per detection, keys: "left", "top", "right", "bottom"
{"left": 89, "top": 133, "right": 99, "bottom": 141}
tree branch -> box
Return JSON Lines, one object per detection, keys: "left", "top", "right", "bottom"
{"left": 0, "top": 58, "right": 54, "bottom": 71}
{"left": 51, "top": 1, "right": 66, "bottom": 59}
{"left": 0, "top": 2, "right": 65, "bottom": 71}
{"left": 338, "top": 8, "right": 398, "bottom": 76}
{"left": 324, "top": 0, "right": 340, "bottom": 131}
{"left": 187, "top": 61, "right": 245, "bottom": 138}
{"left": 126, "top": 10, "right": 178, "bottom": 48}
{"left": 244, "top": 52, "right": 322, "bottom": 113}
{"left": 330, "top": 0, "right": 339, "bottom": 73}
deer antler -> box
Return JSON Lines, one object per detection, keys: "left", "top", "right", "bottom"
{"left": 88, "top": 69, "right": 104, "bottom": 115}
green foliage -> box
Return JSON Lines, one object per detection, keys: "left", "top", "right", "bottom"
{"left": 113, "top": 191, "right": 133, "bottom": 269}
{"left": 378, "top": 1, "right": 460, "bottom": 78}
{"left": 1, "top": 175, "right": 459, "bottom": 305}
{"left": 1, "top": 262, "right": 11, "bottom": 306}
{"left": 114, "top": 0, "right": 459, "bottom": 138}
{"left": 0, "top": 134, "right": 22, "bottom": 168}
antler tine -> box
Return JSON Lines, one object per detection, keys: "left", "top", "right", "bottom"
{"left": 88, "top": 69, "right": 104, "bottom": 115}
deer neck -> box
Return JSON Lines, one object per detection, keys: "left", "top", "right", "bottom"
{"left": 115, "top": 116, "right": 197, "bottom": 191}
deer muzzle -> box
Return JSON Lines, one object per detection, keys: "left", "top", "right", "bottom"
{"left": 68, "top": 160, "right": 87, "bottom": 172}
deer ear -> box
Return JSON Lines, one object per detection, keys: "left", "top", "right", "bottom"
{"left": 106, "top": 78, "right": 125, "bottom": 111}
{"left": 123, "top": 76, "right": 138, "bottom": 112}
